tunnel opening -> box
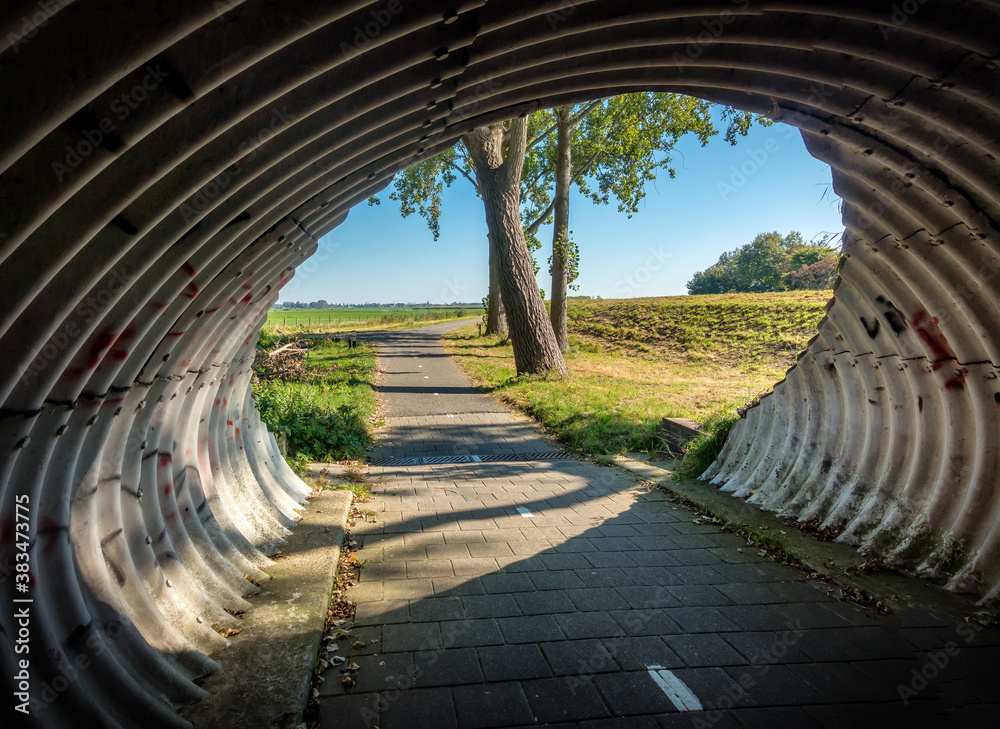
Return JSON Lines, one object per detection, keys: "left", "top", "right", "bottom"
{"left": 2, "top": 2, "right": 1000, "bottom": 726}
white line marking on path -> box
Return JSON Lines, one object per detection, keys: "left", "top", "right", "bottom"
{"left": 471, "top": 455, "right": 481, "bottom": 462}
{"left": 516, "top": 506, "right": 534, "bottom": 518}
{"left": 424, "top": 376, "right": 429, "bottom": 378}
{"left": 646, "top": 666, "right": 703, "bottom": 711}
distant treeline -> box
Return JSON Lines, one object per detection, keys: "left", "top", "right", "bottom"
{"left": 687, "top": 231, "right": 840, "bottom": 295}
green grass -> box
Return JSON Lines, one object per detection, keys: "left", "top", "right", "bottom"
{"left": 252, "top": 339, "right": 378, "bottom": 466}
{"left": 444, "top": 292, "right": 831, "bottom": 459}
{"left": 265, "top": 307, "right": 481, "bottom": 333}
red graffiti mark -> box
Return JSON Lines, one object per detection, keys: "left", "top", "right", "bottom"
{"left": 241, "top": 283, "right": 253, "bottom": 291}
{"left": 241, "top": 292, "right": 253, "bottom": 304}
{"left": 911, "top": 308, "right": 966, "bottom": 389}
{"left": 227, "top": 420, "right": 234, "bottom": 427}
{"left": 222, "top": 397, "right": 227, "bottom": 408}
{"left": 235, "top": 426, "right": 240, "bottom": 438}
{"left": 164, "top": 484, "right": 173, "bottom": 496}
{"left": 180, "top": 262, "right": 199, "bottom": 299}
{"left": 37, "top": 517, "right": 64, "bottom": 557}
{"left": 214, "top": 398, "right": 220, "bottom": 407}
{"left": 146, "top": 300, "right": 169, "bottom": 310}
{"left": 165, "top": 331, "right": 185, "bottom": 338}
{"left": 107, "top": 324, "right": 136, "bottom": 362}
{"left": 158, "top": 453, "right": 172, "bottom": 466}
{"left": 227, "top": 297, "right": 238, "bottom": 306}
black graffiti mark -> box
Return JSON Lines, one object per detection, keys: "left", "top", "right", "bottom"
{"left": 861, "top": 317, "right": 881, "bottom": 338}
{"left": 876, "top": 295, "right": 908, "bottom": 335}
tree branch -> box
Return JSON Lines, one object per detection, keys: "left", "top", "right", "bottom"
{"left": 444, "top": 157, "right": 479, "bottom": 194}
{"left": 567, "top": 99, "right": 604, "bottom": 130}
{"left": 525, "top": 198, "right": 557, "bottom": 238}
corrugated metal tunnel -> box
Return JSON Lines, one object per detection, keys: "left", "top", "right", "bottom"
{"left": 1, "top": 0, "right": 999, "bottom": 725}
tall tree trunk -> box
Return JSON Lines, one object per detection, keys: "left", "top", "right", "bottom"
{"left": 550, "top": 107, "right": 572, "bottom": 352}
{"left": 463, "top": 120, "right": 567, "bottom": 375}
{"left": 485, "top": 232, "right": 508, "bottom": 337}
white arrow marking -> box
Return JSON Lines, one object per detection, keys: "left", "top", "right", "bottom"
{"left": 516, "top": 506, "right": 534, "bottom": 518}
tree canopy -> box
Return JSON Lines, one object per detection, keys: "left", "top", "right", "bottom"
{"left": 686, "top": 231, "right": 841, "bottom": 294}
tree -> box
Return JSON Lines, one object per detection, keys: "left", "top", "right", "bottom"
{"left": 686, "top": 231, "right": 841, "bottom": 294}
{"left": 461, "top": 120, "right": 566, "bottom": 374}
{"left": 378, "top": 93, "right": 768, "bottom": 348}
{"left": 520, "top": 96, "right": 766, "bottom": 349}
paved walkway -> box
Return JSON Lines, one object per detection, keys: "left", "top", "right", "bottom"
{"left": 317, "top": 322, "right": 999, "bottom": 729}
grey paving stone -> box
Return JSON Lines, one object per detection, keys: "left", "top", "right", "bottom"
{"left": 716, "top": 605, "right": 796, "bottom": 632}
{"left": 664, "top": 634, "right": 749, "bottom": 667}
{"left": 565, "top": 587, "right": 630, "bottom": 611}
{"left": 667, "top": 607, "right": 741, "bottom": 633}
{"left": 667, "top": 667, "right": 756, "bottom": 710}
{"left": 787, "top": 662, "right": 902, "bottom": 703}
{"left": 498, "top": 615, "right": 566, "bottom": 643}
{"left": 592, "top": 671, "right": 679, "bottom": 715}
{"left": 530, "top": 570, "right": 587, "bottom": 591}
{"left": 602, "top": 636, "right": 683, "bottom": 671}
{"left": 451, "top": 557, "right": 500, "bottom": 576}
{"left": 585, "top": 551, "right": 639, "bottom": 568}
{"left": 555, "top": 611, "right": 626, "bottom": 639}
{"left": 441, "top": 619, "right": 504, "bottom": 649}
{"left": 540, "top": 638, "right": 618, "bottom": 675}
{"left": 453, "top": 682, "right": 535, "bottom": 729}
{"left": 721, "top": 631, "right": 812, "bottom": 664}
{"left": 382, "top": 622, "right": 443, "bottom": 652}
{"left": 727, "top": 707, "right": 825, "bottom": 729}
{"left": 714, "top": 582, "right": 783, "bottom": 605}
{"left": 317, "top": 693, "right": 381, "bottom": 729}
{"left": 354, "top": 600, "right": 410, "bottom": 626}
{"left": 481, "top": 572, "right": 536, "bottom": 593}
{"left": 379, "top": 686, "right": 457, "bottom": 729}
{"left": 576, "top": 567, "right": 636, "bottom": 588}
{"left": 540, "top": 553, "right": 593, "bottom": 570}
{"left": 433, "top": 576, "right": 485, "bottom": 597}
{"left": 667, "top": 584, "right": 733, "bottom": 607}
{"left": 462, "top": 594, "right": 520, "bottom": 619}
{"left": 609, "top": 608, "right": 682, "bottom": 637}
{"left": 514, "top": 589, "right": 576, "bottom": 615}
{"left": 413, "top": 648, "right": 483, "bottom": 687}
{"left": 616, "top": 585, "right": 682, "bottom": 610}
{"left": 523, "top": 676, "right": 612, "bottom": 722}
{"left": 478, "top": 643, "right": 552, "bottom": 681}
{"left": 409, "top": 597, "right": 465, "bottom": 623}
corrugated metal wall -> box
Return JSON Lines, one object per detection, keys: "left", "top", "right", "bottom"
{"left": 1, "top": 1, "right": 998, "bottom": 725}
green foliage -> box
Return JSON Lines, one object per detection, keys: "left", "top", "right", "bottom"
{"left": 252, "top": 340, "right": 377, "bottom": 462}
{"left": 687, "top": 231, "right": 839, "bottom": 295}
{"left": 522, "top": 96, "right": 768, "bottom": 234}
{"left": 674, "top": 408, "right": 739, "bottom": 479}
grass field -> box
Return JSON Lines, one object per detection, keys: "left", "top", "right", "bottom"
{"left": 265, "top": 307, "right": 480, "bottom": 332}
{"left": 443, "top": 291, "right": 831, "bottom": 462}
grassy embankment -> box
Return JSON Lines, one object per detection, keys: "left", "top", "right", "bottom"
{"left": 264, "top": 307, "right": 481, "bottom": 335}
{"left": 444, "top": 291, "right": 831, "bottom": 470}
{"left": 252, "top": 336, "right": 379, "bottom": 472}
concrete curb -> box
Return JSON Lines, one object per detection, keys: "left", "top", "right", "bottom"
{"left": 613, "top": 456, "right": 993, "bottom": 627}
{"left": 181, "top": 488, "right": 353, "bottom": 729}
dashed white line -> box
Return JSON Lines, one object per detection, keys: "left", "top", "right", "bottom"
{"left": 646, "top": 667, "right": 703, "bottom": 711}
{"left": 515, "top": 506, "right": 534, "bottom": 518}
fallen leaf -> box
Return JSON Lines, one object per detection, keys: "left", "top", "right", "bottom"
{"left": 346, "top": 662, "right": 360, "bottom": 671}
{"left": 218, "top": 628, "right": 241, "bottom": 638}
{"left": 332, "top": 656, "right": 347, "bottom": 665}
{"left": 341, "top": 675, "right": 356, "bottom": 688}
{"left": 352, "top": 640, "right": 366, "bottom": 649}
{"left": 336, "top": 628, "right": 352, "bottom": 638}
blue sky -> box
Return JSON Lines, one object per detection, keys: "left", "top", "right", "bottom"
{"left": 279, "top": 110, "right": 844, "bottom": 305}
